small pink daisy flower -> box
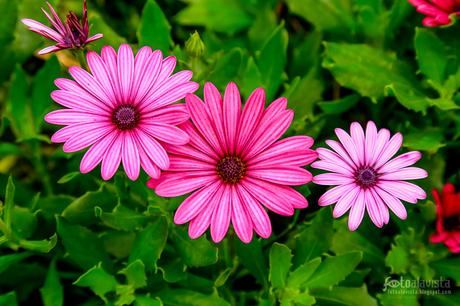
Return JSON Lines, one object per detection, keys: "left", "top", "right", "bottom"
{"left": 408, "top": 0, "right": 460, "bottom": 27}
{"left": 45, "top": 44, "right": 198, "bottom": 181}
{"left": 312, "top": 121, "right": 428, "bottom": 231}
{"left": 147, "top": 82, "right": 317, "bottom": 243}
{"left": 22, "top": 0, "right": 103, "bottom": 54}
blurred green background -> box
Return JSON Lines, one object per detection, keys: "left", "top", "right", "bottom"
{"left": 0, "top": 0, "right": 459, "bottom": 305}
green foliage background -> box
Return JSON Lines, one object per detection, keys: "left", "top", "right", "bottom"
{"left": 0, "top": 0, "right": 459, "bottom": 305}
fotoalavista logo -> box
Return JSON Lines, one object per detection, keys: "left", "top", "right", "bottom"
{"left": 383, "top": 276, "right": 452, "bottom": 295}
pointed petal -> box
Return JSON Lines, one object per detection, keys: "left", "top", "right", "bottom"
{"left": 223, "top": 82, "right": 241, "bottom": 154}
{"left": 231, "top": 185, "right": 253, "bottom": 243}
{"left": 348, "top": 189, "right": 365, "bottom": 231}
{"left": 236, "top": 185, "right": 272, "bottom": 238}
{"left": 210, "top": 185, "right": 232, "bottom": 243}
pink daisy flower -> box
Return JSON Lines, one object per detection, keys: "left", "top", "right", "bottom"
{"left": 408, "top": 0, "right": 460, "bottom": 27}
{"left": 147, "top": 82, "right": 317, "bottom": 243}
{"left": 312, "top": 121, "right": 428, "bottom": 231}
{"left": 45, "top": 44, "right": 199, "bottom": 181}
{"left": 22, "top": 0, "right": 103, "bottom": 54}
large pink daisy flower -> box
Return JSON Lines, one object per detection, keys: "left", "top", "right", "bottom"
{"left": 312, "top": 121, "right": 428, "bottom": 231}
{"left": 45, "top": 44, "right": 198, "bottom": 181}
{"left": 147, "top": 82, "right": 317, "bottom": 243}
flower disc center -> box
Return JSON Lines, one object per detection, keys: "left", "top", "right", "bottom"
{"left": 112, "top": 105, "right": 139, "bottom": 130}
{"left": 217, "top": 156, "right": 246, "bottom": 184}
{"left": 356, "top": 167, "right": 377, "bottom": 188}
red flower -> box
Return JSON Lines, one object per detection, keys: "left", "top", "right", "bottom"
{"left": 408, "top": 0, "right": 460, "bottom": 27}
{"left": 430, "top": 183, "right": 460, "bottom": 253}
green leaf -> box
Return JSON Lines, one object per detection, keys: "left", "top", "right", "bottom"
{"left": 431, "top": 257, "right": 460, "bottom": 282}
{"left": 403, "top": 128, "right": 445, "bottom": 154}
{"left": 175, "top": 0, "right": 252, "bottom": 34}
{"left": 96, "top": 204, "right": 149, "bottom": 231}
{"left": 138, "top": 0, "right": 172, "bottom": 53}
{"left": 102, "top": 231, "right": 135, "bottom": 259}
{"left": 62, "top": 186, "right": 117, "bottom": 226}
{"left": 56, "top": 217, "right": 112, "bottom": 270}
{"left": 256, "top": 23, "right": 288, "bottom": 99}
{"left": 0, "top": 252, "right": 31, "bottom": 274}
{"left": 286, "top": 0, "right": 355, "bottom": 34}
{"left": 57, "top": 172, "right": 80, "bottom": 184}
{"left": 159, "top": 258, "right": 187, "bottom": 283}
{"left": 74, "top": 263, "right": 118, "bottom": 303}
{"left": 384, "top": 83, "right": 430, "bottom": 113}
{"left": 318, "top": 94, "right": 360, "bottom": 115}
{"left": 331, "top": 225, "right": 384, "bottom": 265}
{"left": 208, "top": 48, "right": 243, "bottom": 89}
{"left": 378, "top": 292, "right": 419, "bottom": 306}
{"left": 4, "top": 175, "right": 15, "bottom": 233}
{"left": 312, "top": 285, "right": 378, "bottom": 306}
{"left": 240, "top": 56, "right": 264, "bottom": 98}
{"left": 414, "top": 28, "right": 447, "bottom": 84}
{"left": 269, "top": 243, "right": 292, "bottom": 289}
{"left": 31, "top": 56, "right": 61, "bottom": 130}
{"left": 323, "top": 42, "right": 421, "bottom": 107}
{"left": 287, "top": 257, "right": 322, "bottom": 289}
{"left": 129, "top": 217, "right": 168, "bottom": 271}
{"left": 0, "top": 0, "right": 17, "bottom": 47}
{"left": 40, "top": 261, "right": 63, "bottom": 306}
{"left": 19, "top": 233, "right": 57, "bottom": 253}
{"left": 235, "top": 239, "right": 268, "bottom": 289}
{"left": 0, "top": 291, "right": 18, "bottom": 306}
{"left": 293, "top": 208, "right": 333, "bottom": 267}
{"left": 88, "top": 11, "right": 125, "bottom": 52}
{"left": 119, "top": 260, "right": 147, "bottom": 289}
{"left": 171, "top": 227, "right": 218, "bottom": 268}
{"left": 157, "top": 289, "right": 230, "bottom": 306}
{"left": 135, "top": 295, "right": 162, "bottom": 306}
{"left": 305, "top": 252, "right": 362, "bottom": 288}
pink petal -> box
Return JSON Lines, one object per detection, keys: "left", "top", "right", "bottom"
{"left": 211, "top": 185, "right": 232, "bottom": 243}
{"left": 236, "top": 88, "right": 265, "bottom": 155}
{"left": 310, "top": 160, "right": 354, "bottom": 176}
{"left": 52, "top": 85, "right": 110, "bottom": 113}
{"left": 136, "top": 129, "right": 169, "bottom": 170}
{"left": 378, "top": 151, "right": 422, "bottom": 173}
{"left": 374, "top": 187, "right": 408, "bottom": 220}
{"left": 231, "top": 185, "right": 253, "bottom": 243}
{"left": 145, "top": 104, "right": 190, "bottom": 126}
{"left": 167, "top": 156, "right": 215, "bottom": 172}
{"left": 379, "top": 167, "right": 428, "bottom": 181}
{"left": 313, "top": 173, "right": 355, "bottom": 185}
{"left": 369, "top": 187, "right": 390, "bottom": 225}
{"left": 240, "top": 178, "right": 294, "bottom": 216}
{"left": 101, "top": 134, "right": 123, "bottom": 180}
{"left": 80, "top": 130, "right": 117, "bottom": 173}
{"left": 68, "top": 66, "right": 111, "bottom": 106}
{"left": 318, "top": 184, "right": 355, "bottom": 206}
{"left": 21, "top": 18, "right": 63, "bottom": 41}
{"left": 185, "top": 94, "right": 223, "bottom": 156}
{"left": 101, "top": 46, "right": 122, "bottom": 102}
{"left": 247, "top": 167, "right": 312, "bottom": 186}
{"left": 38, "top": 45, "right": 63, "bottom": 55}
{"left": 117, "top": 44, "right": 134, "bottom": 103}
{"left": 163, "top": 142, "right": 217, "bottom": 164}
{"left": 86, "top": 51, "right": 118, "bottom": 104}
{"left": 203, "top": 82, "right": 226, "bottom": 152}
{"left": 365, "top": 190, "right": 383, "bottom": 228}
{"left": 63, "top": 124, "right": 113, "bottom": 152}
{"left": 136, "top": 141, "right": 161, "bottom": 179}
{"left": 333, "top": 185, "right": 360, "bottom": 218}
{"left": 348, "top": 189, "right": 365, "bottom": 231}
{"left": 335, "top": 128, "right": 361, "bottom": 166}
{"left": 174, "top": 180, "right": 222, "bottom": 224}
{"left": 132, "top": 50, "right": 163, "bottom": 104}
{"left": 324, "top": 141, "right": 356, "bottom": 171}
{"left": 122, "top": 132, "right": 140, "bottom": 181}
{"left": 223, "top": 82, "right": 241, "bottom": 154}
{"left": 86, "top": 33, "right": 104, "bottom": 43}
{"left": 141, "top": 123, "right": 190, "bottom": 145}
{"left": 154, "top": 172, "right": 218, "bottom": 197}
{"left": 368, "top": 128, "right": 391, "bottom": 167}
{"left": 364, "top": 121, "right": 378, "bottom": 166}
{"left": 373, "top": 132, "right": 403, "bottom": 169}
{"left": 236, "top": 185, "right": 272, "bottom": 238}
{"left": 249, "top": 136, "right": 317, "bottom": 167}
{"left": 377, "top": 181, "right": 426, "bottom": 203}
{"left": 139, "top": 56, "right": 177, "bottom": 104}
{"left": 350, "top": 122, "right": 365, "bottom": 165}
{"left": 45, "top": 109, "right": 106, "bottom": 125}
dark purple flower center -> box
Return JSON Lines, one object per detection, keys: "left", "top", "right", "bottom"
{"left": 217, "top": 156, "right": 246, "bottom": 184}
{"left": 355, "top": 167, "right": 378, "bottom": 188}
{"left": 112, "top": 105, "right": 139, "bottom": 130}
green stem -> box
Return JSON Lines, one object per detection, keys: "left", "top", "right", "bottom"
{"left": 73, "top": 49, "right": 89, "bottom": 70}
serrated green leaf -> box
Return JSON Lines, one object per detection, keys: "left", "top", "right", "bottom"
{"left": 138, "top": 0, "right": 172, "bottom": 53}
{"left": 312, "top": 284, "right": 378, "bottom": 306}
{"left": 287, "top": 257, "right": 321, "bottom": 289}
{"left": 40, "top": 260, "right": 63, "bottom": 306}
{"left": 415, "top": 28, "right": 447, "bottom": 84}
{"left": 378, "top": 291, "right": 419, "bottom": 306}
{"left": 129, "top": 217, "right": 168, "bottom": 271}
{"left": 175, "top": 0, "right": 252, "bottom": 34}
{"left": 157, "top": 289, "right": 230, "bottom": 306}
{"left": 119, "top": 260, "right": 147, "bottom": 289}
{"left": 403, "top": 129, "right": 445, "bottom": 154}
{"left": 96, "top": 204, "right": 149, "bottom": 231}
{"left": 269, "top": 243, "right": 292, "bottom": 289}
{"left": 74, "top": 263, "right": 118, "bottom": 303}
{"left": 305, "top": 252, "right": 362, "bottom": 288}
{"left": 0, "top": 252, "right": 31, "bottom": 274}
{"left": 135, "top": 295, "right": 162, "bottom": 306}
{"left": 56, "top": 217, "right": 112, "bottom": 270}
{"left": 171, "top": 226, "right": 217, "bottom": 268}
{"left": 20, "top": 233, "right": 57, "bottom": 253}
